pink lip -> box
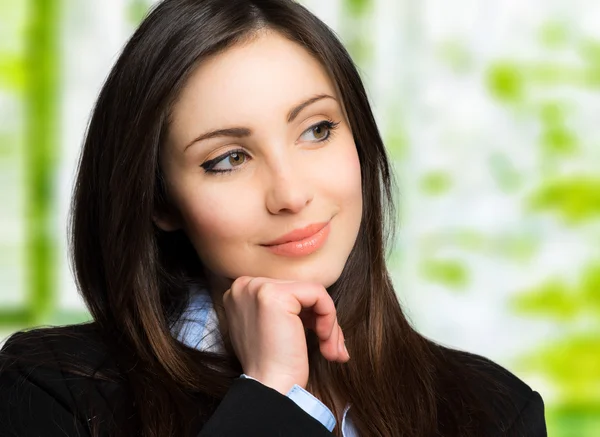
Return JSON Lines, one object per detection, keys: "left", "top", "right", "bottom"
{"left": 263, "top": 222, "right": 330, "bottom": 246}
{"left": 262, "top": 221, "right": 331, "bottom": 257}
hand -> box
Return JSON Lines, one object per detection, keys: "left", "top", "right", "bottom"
{"left": 222, "top": 276, "right": 350, "bottom": 395}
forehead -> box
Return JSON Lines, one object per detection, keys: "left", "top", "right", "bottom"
{"left": 169, "top": 31, "right": 337, "bottom": 132}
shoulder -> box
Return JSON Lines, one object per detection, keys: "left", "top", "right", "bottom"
{"left": 444, "top": 346, "right": 533, "bottom": 398}
{"left": 435, "top": 345, "right": 547, "bottom": 436}
{"left": 0, "top": 322, "right": 119, "bottom": 382}
{"left": 2, "top": 322, "right": 108, "bottom": 362}
{"left": 0, "top": 323, "right": 129, "bottom": 436}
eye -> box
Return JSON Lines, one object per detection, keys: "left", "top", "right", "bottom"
{"left": 201, "top": 149, "right": 249, "bottom": 173}
{"left": 299, "top": 120, "right": 340, "bottom": 143}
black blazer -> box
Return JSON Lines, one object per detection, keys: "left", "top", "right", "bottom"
{"left": 0, "top": 323, "right": 546, "bottom": 436}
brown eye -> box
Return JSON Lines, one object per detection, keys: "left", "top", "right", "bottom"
{"left": 299, "top": 120, "right": 339, "bottom": 143}
{"left": 228, "top": 152, "right": 246, "bottom": 167}
{"left": 201, "top": 149, "right": 250, "bottom": 173}
{"left": 312, "top": 124, "right": 328, "bottom": 140}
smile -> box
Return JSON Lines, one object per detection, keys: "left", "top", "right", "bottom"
{"left": 261, "top": 221, "right": 331, "bottom": 257}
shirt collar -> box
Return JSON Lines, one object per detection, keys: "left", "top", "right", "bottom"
{"left": 172, "top": 284, "right": 226, "bottom": 354}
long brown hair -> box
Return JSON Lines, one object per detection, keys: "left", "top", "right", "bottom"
{"left": 37, "top": 0, "right": 511, "bottom": 435}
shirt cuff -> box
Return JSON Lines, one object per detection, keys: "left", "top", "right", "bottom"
{"left": 239, "top": 374, "right": 336, "bottom": 431}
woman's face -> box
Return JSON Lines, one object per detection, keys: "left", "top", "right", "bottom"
{"left": 158, "top": 30, "right": 362, "bottom": 290}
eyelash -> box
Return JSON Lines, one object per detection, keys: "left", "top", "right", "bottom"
{"left": 200, "top": 119, "right": 340, "bottom": 175}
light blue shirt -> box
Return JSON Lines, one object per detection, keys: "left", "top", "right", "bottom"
{"left": 172, "top": 286, "right": 358, "bottom": 436}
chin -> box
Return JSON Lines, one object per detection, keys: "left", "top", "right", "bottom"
{"left": 268, "top": 260, "right": 344, "bottom": 289}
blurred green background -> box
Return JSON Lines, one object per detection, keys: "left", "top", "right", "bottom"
{"left": 1, "top": 1, "right": 599, "bottom": 435}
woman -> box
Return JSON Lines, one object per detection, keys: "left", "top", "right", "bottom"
{"left": 0, "top": 0, "right": 547, "bottom": 436}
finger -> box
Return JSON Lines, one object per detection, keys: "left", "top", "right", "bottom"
{"left": 283, "top": 283, "right": 338, "bottom": 344}
{"left": 229, "top": 276, "right": 254, "bottom": 295}
{"left": 283, "top": 283, "right": 335, "bottom": 319}
{"left": 337, "top": 326, "right": 349, "bottom": 362}
{"left": 319, "top": 316, "right": 341, "bottom": 361}
{"left": 299, "top": 307, "right": 346, "bottom": 362}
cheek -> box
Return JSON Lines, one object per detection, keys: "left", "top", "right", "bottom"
{"left": 346, "top": 146, "right": 362, "bottom": 199}
{"left": 176, "top": 187, "right": 255, "bottom": 257}
{"left": 320, "top": 139, "right": 362, "bottom": 207}
{"left": 344, "top": 151, "right": 363, "bottom": 233}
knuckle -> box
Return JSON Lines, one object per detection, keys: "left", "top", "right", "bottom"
{"left": 259, "top": 282, "right": 290, "bottom": 307}
{"left": 316, "top": 288, "right": 334, "bottom": 310}
{"left": 255, "top": 283, "right": 274, "bottom": 304}
{"left": 245, "top": 277, "right": 262, "bottom": 294}
{"left": 232, "top": 275, "right": 250, "bottom": 291}
{"left": 313, "top": 282, "right": 329, "bottom": 297}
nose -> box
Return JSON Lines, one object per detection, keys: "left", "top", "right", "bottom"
{"left": 265, "top": 163, "right": 313, "bottom": 215}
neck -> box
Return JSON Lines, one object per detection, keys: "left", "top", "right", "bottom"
{"left": 203, "top": 267, "right": 234, "bottom": 298}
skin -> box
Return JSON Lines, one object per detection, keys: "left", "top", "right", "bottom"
{"left": 155, "top": 30, "right": 362, "bottom": 398}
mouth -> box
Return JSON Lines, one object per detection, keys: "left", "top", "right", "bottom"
{"left": 261, "top": 220, "right": 331, "bottom": 257}
{"left": 262, "top": 221, "right": 330, "bottom": 246}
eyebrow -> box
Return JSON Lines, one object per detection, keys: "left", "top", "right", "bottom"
{"left": 183, "top": 93, "right": 336, "bottom": 152}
